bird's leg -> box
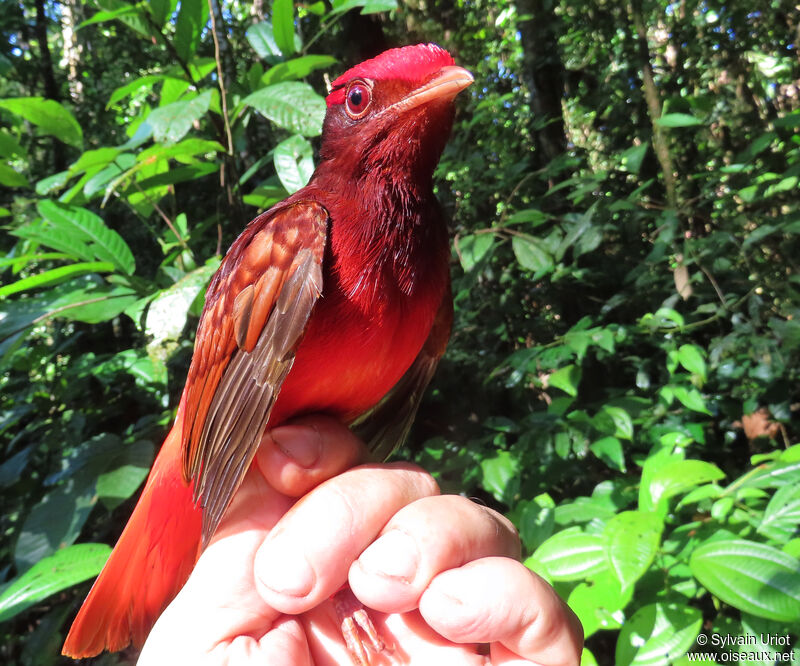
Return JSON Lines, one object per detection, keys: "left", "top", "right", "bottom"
{"left": 333, "top": 586, "right": 386, "bottom": 666}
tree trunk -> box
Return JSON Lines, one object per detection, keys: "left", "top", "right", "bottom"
{"left": 629, "top": 0, "right": 677, "bottom": 210}
{"left": 515, "top": 0, "right": 567, "bottom": 166}
{"left": 61, "top": 0, "right": 83, "bottom": 102}
{"left": 33, "top": 0, "right": 65, "bottom": 171}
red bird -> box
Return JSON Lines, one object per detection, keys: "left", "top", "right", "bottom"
{"left": 62, "top": 43, "right": 472, "bottom": 660}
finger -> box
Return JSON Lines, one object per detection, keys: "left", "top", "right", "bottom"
{"left": 349, "top": 496, "right": 520, "bottom": 613}
{"left": 254, "top": 463, "right": 440, "bottom": 614}
{"left": 255, "top": 415, "right": 367, "bottom": 498}
{"left": 419, "top": 557, "right": 583, "bottom": 666}
{"left": 140, "top": 468, "right": 290, "bottom": 660}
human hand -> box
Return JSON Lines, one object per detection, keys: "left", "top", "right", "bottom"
{"left": 138, "top": 416, "right": 583, "bottom": 665}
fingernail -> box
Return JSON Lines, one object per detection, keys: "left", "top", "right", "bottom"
{"left": 257, "top": 544, "right": 316, "bottom": 597}
{"left": 270, "top": 425, "right": 322, "bottom": 467}
{"left": 358, "top": 531, "right": 419, "bottom": 583}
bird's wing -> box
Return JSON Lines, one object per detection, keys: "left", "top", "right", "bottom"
{"left": 352, "top": 288, "right": 453, "bottom": 461}
{"left": 181, "top": 201, "right": 328, "bottom": 546}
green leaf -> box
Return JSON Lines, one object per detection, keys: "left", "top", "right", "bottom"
{"left": 620, "top": 143, "right": 648, "bottom": 174}
{"left": 593, "top": 405, "right": 633, "bottom": 440}
{"left": 174, "top": 0, "right": 209, "bottom": 62}
{"left": 480, "top": 449, "right": 519, "bottom": 502}
{"left": 615, "top": 603, "right": 702, "bottom": 665}
{"left": 273, "top": 134, "right": 315, "bottom": 193}
{"left": 0, "top": 163, "right": 30, "bottom": 188}
{"left": 657, "top": 113, "right": 704, "bottom": 128}
{"left": 261, "top": 55, "right": 337, "bottom": 86}
{"left": 35, "top": 200, "right": 136, "bottom": 274}
{"left": 246, "top": 21, "right": 282, "bottom": 61}
{"left": 512, "top": 234, "right": 553, "bottom": 274}
{"left": 604, "top": 511, "right": 663, "bottom": 592}
{"left": 0, "top": 129, "right": 26, "bottom": 158}
{"left": 568, "top": 575, "right": 632, "bottom": 638}
{"left": 243, "top": 82, "right": 326, "bottom": 137}
{"left": 107, "top": 74, "right": 166, "bottom": 108}
{"left": 0, "top": 97, "right": 83, "bottom": 148}
{"left": 534, "top": 530, "right": 608, "bottom": 580}
{"left": 148, "top": 90, "right": 213, "bottom": 144}
{"left": 690, "top": 539, "right": 800, "bottom": 623}
{"left": 96, "top": 440, "right": 155, "bottom": 510}
{"left": 14, "top": 480, "right": 96, "bottom": 572}
{"left": 590, "top": 436, "right": 626, "bottom": 472}
{"left": 643, "top": 459, "right": 725, "bottom": 514}
{"left": 758, "top": 485, "right": 800, "bottom": 542}
{"left": 672, "top": 385, "right": 711, "bottom": 415}
{"left": 0, "top": 544, "right": 111, "bottom": 623}
{"left": 677, "top": 344, "right": 707, "bottom": 381}
{"left": 549, "top": 364, "right": 581, "bottom": 397}
{"left": 0, "top": 261, "right": 115, "bottom": 298}
{"left": 457, "top": 233, "right": 494, "bottom": 272}
{"left": 78, "top": 4, "right": 141, "bottom": 29}
{"left": 145, "top": 264, "right": 219, "bottom": 350}
{"left": 271, "top": 0, "right": 297, "bottom": 55}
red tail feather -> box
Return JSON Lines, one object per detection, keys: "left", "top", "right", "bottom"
{"left": 62, "top": 415, "right": 202, "bottom": 658}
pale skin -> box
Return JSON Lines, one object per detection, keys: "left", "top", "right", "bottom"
{"left": 138, "top": 416, "right": 583, "bottom": 666}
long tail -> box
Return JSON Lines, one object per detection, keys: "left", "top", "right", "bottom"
{"left": 62, "top": 411, "right": 203, "bottom": 658}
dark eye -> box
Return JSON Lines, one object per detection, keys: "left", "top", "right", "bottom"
{"left": 345, "top": 81, "right": 371, "bottom": 119}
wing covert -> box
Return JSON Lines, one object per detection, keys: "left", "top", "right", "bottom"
{"left": 180, "top": 201, "right": 328, "bottom": 545}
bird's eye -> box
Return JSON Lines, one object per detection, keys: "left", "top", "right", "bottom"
{"left": 345, "top": 81, "right": 371, "bottom": 119}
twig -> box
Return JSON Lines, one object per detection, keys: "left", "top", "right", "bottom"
{"left": 208, "top": 0, "right": 234, "bottom": 159}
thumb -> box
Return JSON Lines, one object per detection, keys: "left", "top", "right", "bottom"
{"left": 255, "top": 415, "right": 367, "bottom": 498}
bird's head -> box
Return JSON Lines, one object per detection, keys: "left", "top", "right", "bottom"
{"left": 319, "top": 43, "right": 473, "bottom": 184}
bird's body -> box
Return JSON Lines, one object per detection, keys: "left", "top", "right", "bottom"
{"left": 62, "top": 43, "right": 471, "bottom": 659}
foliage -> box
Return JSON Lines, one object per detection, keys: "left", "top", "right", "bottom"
{"left": 1, "top": 0, "right": 799, "bottom": 664}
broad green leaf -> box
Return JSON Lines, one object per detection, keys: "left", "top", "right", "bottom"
{"left": 458, "top": 233, "right": 494, "bottom": 272}
{"left": 96, "top": 440, "right": 155, "bottom": 510}
{"left": 590, "top": 436, "right": 626, "bottom": 472}
{"left": 0, "top": 97, "right": 83, "bottom": 148}
{"left": 77, "top": 4, "right": 141, "bottom": 29}
{"left": 148, "top": 90, "right": 213, "bottom": 144}
{"left": 620, "top": 143, "right": 648, "bottom": 174}
{"left": 174, "top": 0, "right": 209, "bottom": 62}
{"left": 146, "top": 263, "right": 219, "bottom": 352}
{"left": 593, "top": 405, "right": 633, "bottom": 440}
{"left": 549, "top": 364, "right": 581, "bottom": 397}
{"left": 677, "top": 344, "right": 707, "bottom": 381}
{"left": 534, "top": 530, "right": 608, "bottom": 580}
{"left": 568, "top": 575, "right": 632, "bottom": 637}
{"left": 261, "top": 55, "right": 337, "bottom": 86}
{"left": 690, "top": 539, "right": 800, "bottom": 622}
{"left": 0, "top": 544, "right": 111, "bottom": 623}
{"left": 615, "top": 603, "right": 702, "bottom": 665}
{"left": 107, "top": 74, "right": 166, "bottom": 108}
{"left": 604, "top": 511, "right": 663, "bottom": 592}
{"left": 0, "top": 163, "right": 29, "bottom": 188}
{"left": 672, "top": 385, "right": 711, "bottom": 415}
{"left": 643, "top": 459, "right": 725, "bottom": 514}
{"left": 657, "top": 113, "right": 703, "bottom": 128}
{"left": 35, "top": 200, "right": 136, "bottom": 275}
{"left": 0, "top": 261, "right": 115, "bottom": 298}
{"left": 515, "top": 494, "right": 555, "bottom": 551}
{"left": 243, "top": 82, "right": 326, "bottom": 137}
{"left": 271, "top": 0, "right": 297, "bottom": 55}
{"left": 247, "top": 21, "right": 282, "bottom": 61}
{"left": 512, "top": 234, "right": 553, "bottom": 273}
{"left": 148, "top": 0, "right": 173, "bottom": 26}
{"left": 758, "top": 485, "right": 800, "bottom": 542}
{"left": 14, "top": 481, "right": 96, "bottom": 571}
{"left": 480, "top": 449, "right": 519, "bottom": 502}
{"left": 359, "top": 0, "right": 398, "bottom": 13}
{"left": 0, "top": 129, "right": 26, "bottom": 158}
{"left": 274, "top": 134, "right": 315, "bottom": 193}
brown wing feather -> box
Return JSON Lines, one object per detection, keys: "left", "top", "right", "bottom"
{"left": 180, "top": 201, "right": 328, "bottom": 546}
{"left": 353, "top": 287, "right": 453, "bottom": 461}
